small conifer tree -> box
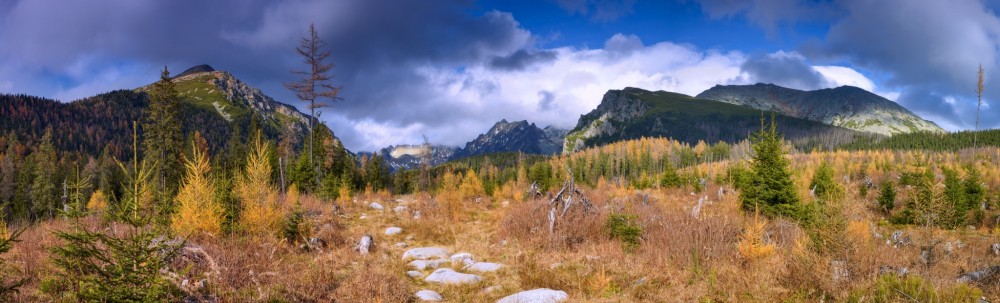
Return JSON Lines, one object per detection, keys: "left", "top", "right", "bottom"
{"left": 809, "top": 161, "right": 843, "bottom": 202}
{"left": 740, "top": 115, "right": 800, "bottom": 219}
{"left": 877, "top": 180, "right": 897, "bottom": 214}
{"left": 48, "top": 121, "right": 181, "bottom": 301}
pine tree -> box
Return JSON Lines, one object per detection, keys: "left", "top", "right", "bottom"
{"left": 48, "top": 121, "right": 181, "bottom": 302}
{"left": 363, "top": 154, "right": 389, "bottom": 191}
{"left": 0, "top": 133, "right": 22, "bottom": 220}
{"left": 290, "top": 151, "right": 317, "bottom": 193}
{"left": 942, "top": 167, "right": 964, "bottom": 228}
{"left": 962, "top": 165, "right": 986, "bottom": 225}
{"left": 877, "top": 180, "right": 897, "bottom": 214}
{"left": 809, "top": 161, "right": 843, "bottom": 202}
{"left": 740, "top": 115, "right": 800, "bottom": 218}
{"left": 660, "top": 159, "right": 682, "bottom": 188}
{"left": 30, "top": 127, "right": 58, "bottom": 220}
{"left": 143, "top": 66, "right": 183, "bottom": 222}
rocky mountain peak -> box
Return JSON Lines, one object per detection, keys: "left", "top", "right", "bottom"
{"left": 173, "top": 64, "right": 215, "bottom": 79}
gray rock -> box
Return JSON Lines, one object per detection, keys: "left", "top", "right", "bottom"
{"left": 403, "top": 247, "right": 450, "bottom": 260}
{"left": 450, "top": 252, "right": 474, "bottom": 265}
{"left": 424, "top": 268, "right": 482, "bottom": 285}
{"left": 385, "top": 227, "right": 403, "bottom": 236}
{"left": 465, "top": 262, "right": 504, "bottom": 273}
{"left": 830, "top": 260, "right": 849, "bottom": 282}
{"left": 496, "top": 288, "right": 568, "bottom": 303}
{"left": 355, "top": 235, "right": 373, "bottom": 255}
{"left": 369, "top": 202, "right": 384, "bottom": 210}
{"left": 409, "top": 259, "right": 450, "bottom": 271}
{"left": 957, "top": 266, "right": 1000, "bottom": 283}
{"left": 407, "top": 271, "right": 424, "bottom": 278}
{"left": 415, "top": 289, "right": 443, "bottom": 301}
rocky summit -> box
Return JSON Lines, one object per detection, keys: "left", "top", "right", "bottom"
{"left": 452, "top": 119, "right": 567, "bottom": 159}
{"left": 696, "top": 83, "right": 943, "bottom": 136}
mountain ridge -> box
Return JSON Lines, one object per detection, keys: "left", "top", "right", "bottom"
{"left": 695, "top": 83, "right": 943, "bottom": 135}
{"left": 563, "top": 87, "right": 865, "bottom": 154}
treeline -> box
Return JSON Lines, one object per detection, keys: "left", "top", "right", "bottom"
{"left": 386, "top": 137, "right": 741, "bottom": 204}
{"left": 842, "top": 129, "right": 1000, "bottom": 151}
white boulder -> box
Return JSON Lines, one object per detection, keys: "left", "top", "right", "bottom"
{"left": 424, "top": 268, "right": 482, "bottom": 285}
{"left": 450, "top": 252, "right": 474, "bottom": 265}
{"left": 403, "top": 247, "right": 450, "bottom": 260}
{"left": 369, "top": 202, "right": 384, "bottom": 210}
{"left": 385, "top": 227, "right": 403, "bottom": 236}
{"left": 416, "top": 289, "right": 443, "bottom": 301}
{"left": 409, "top": 259, "right": 450, "bottom": 270}
{"left": 407, "top": 271, "right": 424, "bottom": 278}
{"left": 466, "top": 262, "right": 504, "bottom": 273}
{"left": 496, "top": 288, "right": 568, "bottom": 303}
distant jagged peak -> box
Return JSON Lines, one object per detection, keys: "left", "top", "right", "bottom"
{"left": 173, "top": 64, "right": 216, "bottom": 79}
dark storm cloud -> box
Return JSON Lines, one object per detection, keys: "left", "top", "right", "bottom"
{"left": 0, "top": 0, "right": 535, "bottom": 149}
{"left": 738, "top": 52, "right": 830, "bottom": 90}
{"left": 489, "top": 50, "right": 557, "bottom": 71}
{"left": 554, "top": 0, "right": 637, "bottom": 22}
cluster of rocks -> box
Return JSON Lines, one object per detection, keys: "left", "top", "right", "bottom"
{"left": 399, "top": 247, "right": 566, "bottom": 302}
{"left": 356, "top": 198, "right": 569, "bottom": 302}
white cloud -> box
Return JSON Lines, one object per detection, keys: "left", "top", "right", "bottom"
{"left": 337, "top": 35, "right": 748, "bottom": 151}
{"left": 812, "top": 65, "right": 873, "bottom": 91}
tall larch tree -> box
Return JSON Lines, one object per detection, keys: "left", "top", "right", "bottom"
{"left": 143, "top": 66, "right": 183, "bottom": 220}
{"left": 286, "top": 23, "right": 341, "bottom": 188}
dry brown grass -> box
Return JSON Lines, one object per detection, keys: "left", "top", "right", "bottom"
{"left": 7, "top": 148, "right": 1000, "bottom": 302}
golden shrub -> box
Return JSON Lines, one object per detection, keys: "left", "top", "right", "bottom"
{"left": 737, "top": 211, "right": 775, "bottom": 260}
{"left": 286, "top": 183, "right": 300, "bottom": 206}
{"left": 86, "top": 190, "right": 108, "bottom": 212}
{"left": 171, "top": 143, "right": 224, "bottom": 236}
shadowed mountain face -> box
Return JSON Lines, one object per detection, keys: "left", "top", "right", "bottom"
{"left": 696, "top": 83, "right": 943, "bottom": 136}
{"left": 452, "top": 119, "right": 566, "bottom": 159}
{"left": 563, "top": 87, "right": 865, "bottom": 154}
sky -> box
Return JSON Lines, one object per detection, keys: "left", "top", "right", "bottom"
{"left": 1, "top": 0, "right": 1000, "bottom": 152}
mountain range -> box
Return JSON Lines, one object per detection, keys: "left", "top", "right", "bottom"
{"left": 562, "top": 87, "right": 866, "bottom": 154}
{"left": 362, "top": 119, "right": 568, "bottom": 171}
{"left": 0, "top": 63, "right": 946, "bottom": 170}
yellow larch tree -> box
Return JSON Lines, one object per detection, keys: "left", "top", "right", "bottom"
{"left": 171, "top": 142, "right": 223, "bottom": 236}
{"left": 237, "top": 131, "right": 282, "bottom": 235}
